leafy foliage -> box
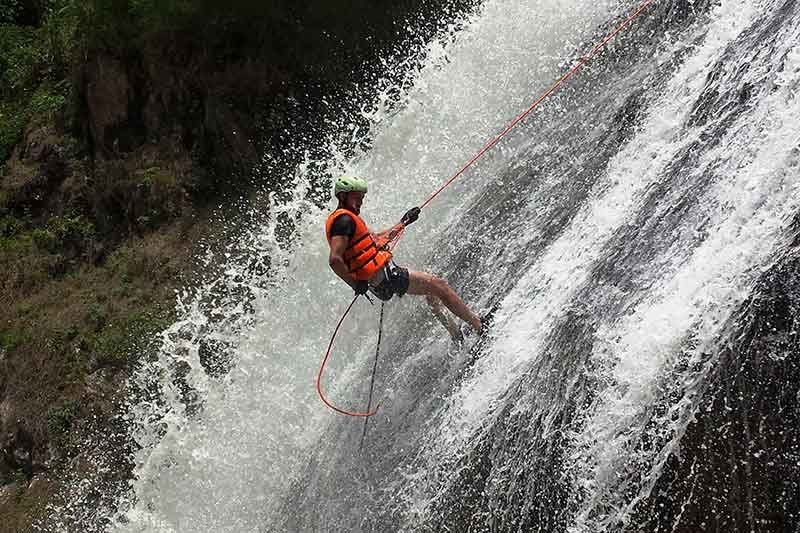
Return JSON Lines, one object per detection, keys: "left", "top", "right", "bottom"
{"left": 0, "top": 23, "right": 39, "bottom": 93}
{"left": 31, "top": 214, "right": 95, "bottom": 253}
{"left": 46, "top": 400, "right": 80, "bottom": 439}
{"left": 0, "top": 99, "right": 28, "bottom": 161}
{"left": 0, "top": 0, "right": 22, "bottom": 24}
{"left": 0, "top": 0, "right": 77, "bottom": 162}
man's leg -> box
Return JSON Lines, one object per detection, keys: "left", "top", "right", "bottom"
{"left": 425, "top": 294, "right": 464, "bottom": 343}
{"left": 407, "top": 271, "right": 482, "bottom": 332}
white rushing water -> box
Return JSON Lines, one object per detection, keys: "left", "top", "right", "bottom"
{"left": 390, "top": 0, "right": 800, "bottom": 530}
{"left": 112, "top": 0, "right": 800, "bottom": 531}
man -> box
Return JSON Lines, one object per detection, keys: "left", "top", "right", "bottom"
{"left": 326, "top": 176, "right": 482, "bottom": 340}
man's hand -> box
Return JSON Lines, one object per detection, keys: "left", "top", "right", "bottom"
{"left": 401, "top": 206, "right": 421, "bottom": 226}
{"left": 354, "top": 280, "right": 369, "bottom": 295}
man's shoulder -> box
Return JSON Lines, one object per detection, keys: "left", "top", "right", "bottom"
{"left": 329, "top": 211, "right": 356, "bottom": 237}
{"left": 328, "top": 207, "right": 357, "bottom": 218}
{"left": 331, "top": 211, "right": 355, "bottom": 223}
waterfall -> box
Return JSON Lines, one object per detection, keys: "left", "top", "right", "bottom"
{"left": 115, "top": 0, "right": 800, "bottom": 531}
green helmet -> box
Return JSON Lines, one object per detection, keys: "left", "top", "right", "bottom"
{"left": 334, "top": 175, "right": 368, "bottom": 197}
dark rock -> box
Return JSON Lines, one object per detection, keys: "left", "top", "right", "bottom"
{"left": 1, "top": 127, "right": 69, "bottom": 216}
{"left": 633, "top": 246, "right": 800, "bottom": 531}
{"left": 198, "top": 337, "right": 233, "bottom": 378}
{"left": 22, "top": 126, "right": 63, "bottom": 163}
{"left": 1, "top": 424, "right": 34, "bottom": 483}
{"left": 0, "top": 481, "right": 20, "bottom": 507}
{"left": 85, "top": 55, "right": 133, "bottom": 158}
{"left": 204, "top": 96, "right": 258, "bottom": 165}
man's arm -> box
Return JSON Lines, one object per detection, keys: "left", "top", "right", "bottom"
{"left": 329, "top": 235, "right": 357, "bottom": 289}
{"left": 375, "top": 207, "right": 420, "bottom": 241}
{"left": 373, "top": 228, "right": 392, "bottom": 240}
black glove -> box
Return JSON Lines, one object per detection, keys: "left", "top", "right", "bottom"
{"left": 354, "top": 280, "right": 369, "bottom": 295}
{"left": 401, "top": 206, "right": 421, "bottom": 226}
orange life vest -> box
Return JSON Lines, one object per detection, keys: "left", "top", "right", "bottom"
{"left": 325, "top": 209, "right": 392, "bottom": 281}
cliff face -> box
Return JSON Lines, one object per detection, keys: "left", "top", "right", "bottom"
{"left": 631, "top": 220, "right": 800, "bottom": 531}
{"left": 0, "top": 1, "right": 477, "bottom": 529}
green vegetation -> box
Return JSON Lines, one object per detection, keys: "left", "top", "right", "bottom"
{"left": 0, "top": 23, "right": 39, "bottom": 92}
{"left": 29, "top": 214, "right": 94, "bottom": 253}
{"left": 46, "top": 400, "right": 80, "bottom": 442}
{"left": 91, "top": 311, "right": 171, "bottom": 366}
{"left": 0, "top": 327, "right": 27, "bottom": 355}
{"left": 0, "top": 213, "right": 22, "bottom": 236}
{"left": 0, "top": 0, "right": 75, "bottom": 161}
{"left": 0, "top": 100, "right": 28, "bottom": 162}
{"left": 0, "top": 1, "right": 20, "bottom": 23}
{"left": 1, "top": 0, "right": 470, "bottom": 164}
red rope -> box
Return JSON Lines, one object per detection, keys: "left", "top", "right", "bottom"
{"left": 419, "top": 0, "right": 657, "bottom": 210}
{"left": 318, "top": 0, "right": 657, "bottom": 417}
{"left": 316, "top": 295, "right": 381, "bottom": 417}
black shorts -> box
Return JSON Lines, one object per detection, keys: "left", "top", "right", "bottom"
{"left": 369, "top": 260, "right": 410, "bottom": 301}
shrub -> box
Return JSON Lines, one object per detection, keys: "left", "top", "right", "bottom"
{"left": 46, "top": 400, "right": 80, "bottom": 441}
{"left": 0, "top": 23, "right": 40, "bottom": 94}
{"left": 29, "top": 85, "right": 67, "bottom": 122}
{"left": 0, "top": 1, "right": 23, "bottom": 24}
{"left": 50, "top": 214, "right": 95, "bottom": 248}
{"left": 29, "top": 215, "right": 95, "bottom": 257}
{"left": 0, "top": 214, "right": 22, "bottom": 237}
{"left": 0, "top": 327, "right": 26, "bottom": 354}
{"left": 0, "top": 4, "right": 74, "bottom": 162}
{"left": 31, "top": 227, "right": 58, "bottom": 252}
{"left": 91, "top": 312, "right": 169, "bottom": 368}
{"left": 0, "top": 100, "right": 28, "bottom": 162}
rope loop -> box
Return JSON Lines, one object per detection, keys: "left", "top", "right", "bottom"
{"left": 316, "top": 295, "right": 383, "bottom": 417}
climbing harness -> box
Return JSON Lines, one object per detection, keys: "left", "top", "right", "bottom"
{"left": 317, "top": 0, "right": 657, "bottom": 417}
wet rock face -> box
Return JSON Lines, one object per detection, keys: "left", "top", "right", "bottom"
{"left": 633, "top": 243, "right": 800, "bottom": 532}
{"left": 1, "top": 125, "right": 69, "bottom": 217}
{"left": 0, "top": 422, "right": 35, "bottom": 484}
{"left": 85, "top": 55, "right": 134, "bottom": 157}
